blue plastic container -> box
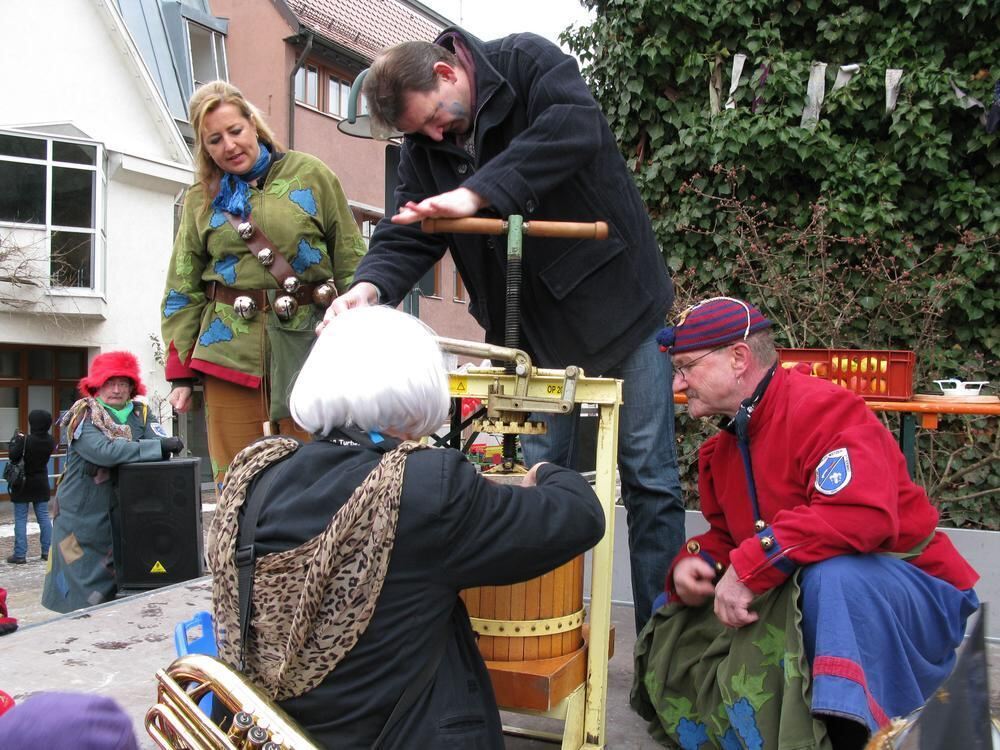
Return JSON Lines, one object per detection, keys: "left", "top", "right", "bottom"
{"left": 174, "top": 610, "right": 217, "bottom": 715}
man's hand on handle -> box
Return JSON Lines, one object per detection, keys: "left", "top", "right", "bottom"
{"left": 315, "top": 185, "right": 487, "bottom": 336}
{"left": 391, "top": 187, "right": 487, "bottom": 225}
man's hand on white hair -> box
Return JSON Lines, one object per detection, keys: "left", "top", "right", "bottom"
{"left": 315, "top": 282, "right": 380, "bottom": 334}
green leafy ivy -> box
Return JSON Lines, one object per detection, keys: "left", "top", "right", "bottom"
{"left": 567, "top": 0, "right": 999, "bottom": 526}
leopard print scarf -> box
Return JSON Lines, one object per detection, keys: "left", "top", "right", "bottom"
{"left": 209, "top": 436, "right": 426, "bottom": 701}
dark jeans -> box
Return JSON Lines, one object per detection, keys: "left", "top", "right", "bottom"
{"left": 522, "top": 331, "right": 685, "bottom": 633}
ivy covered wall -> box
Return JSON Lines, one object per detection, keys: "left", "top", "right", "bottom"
{"left": 566, "top": 0, "right": 999, "bottom": 525}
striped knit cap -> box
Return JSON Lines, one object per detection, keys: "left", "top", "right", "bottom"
{"left": 656, "top": 297, "right": 772, "bottom": 354}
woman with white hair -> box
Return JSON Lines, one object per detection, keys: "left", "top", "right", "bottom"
{"left": 208, "top": 305, "right": 604, "bottom": 749}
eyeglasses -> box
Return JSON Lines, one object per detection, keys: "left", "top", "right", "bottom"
{"left": 673, "top": 345, "right": 730, "bottom": 382}
{"left": 673, "top": 296, "right": 753, "bottom": 341}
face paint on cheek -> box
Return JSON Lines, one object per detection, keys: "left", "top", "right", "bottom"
{"left": 446, "top": 101, "right": 469, "bottom": 119}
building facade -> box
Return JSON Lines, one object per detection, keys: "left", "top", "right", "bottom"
{"left": 1, "top": 0, "right": 194, "bottom": 494}
{"left": 1, "top": 0, "right": 485, "bottom": 495}
{"left": 213, "top": 0, "right": 483, "bottom": 341}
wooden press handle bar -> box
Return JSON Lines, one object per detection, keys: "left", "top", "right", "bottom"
{"left": 421, "top": 217, "right": 609, "bottom": 240}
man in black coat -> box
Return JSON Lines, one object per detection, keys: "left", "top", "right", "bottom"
{"left": 322, "top": 28, "right": 684, "bottom": 631}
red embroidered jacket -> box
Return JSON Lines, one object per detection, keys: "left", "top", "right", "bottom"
{"left": 668, "top": 365, "right": 979, "bottom": 599}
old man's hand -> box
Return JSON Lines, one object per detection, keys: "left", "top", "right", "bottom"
{"left": 713, "top": 566, "right": 758, "bottom": 628}
{"left": 672, "top": 556, "right": 717, "bottom": 607}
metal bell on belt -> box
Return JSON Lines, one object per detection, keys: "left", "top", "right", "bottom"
{"left": 257, "top": 248, "right": 275, "bottom": 267}
{"left": 282, "top": 276, "right": 300, "bottom": 294}
{"left": 237, "top": 221, "right": 254, "bottom": 240}
{"left": 312, "top": 282, "right": 336, "bottom": 308}
{"left": 233, "top": 295, "right": 258, "bottom": 320}
{"left": 273, "top": 295, "right": 298, "bottom": 321}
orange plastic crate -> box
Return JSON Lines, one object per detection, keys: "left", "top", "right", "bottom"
{"left": 777, "top": 348, "right": 916, "bottom": 401}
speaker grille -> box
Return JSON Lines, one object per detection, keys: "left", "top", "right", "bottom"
{"left": 116, "top": 458, "right": 204, "bottom": 589}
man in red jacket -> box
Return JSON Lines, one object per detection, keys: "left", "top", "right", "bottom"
{"left": 631, "top": 296, "right": 979, "bottom": 750}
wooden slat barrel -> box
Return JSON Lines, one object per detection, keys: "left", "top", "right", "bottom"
{"left": 459, "top": 473, "right": 586, "bottom": 661}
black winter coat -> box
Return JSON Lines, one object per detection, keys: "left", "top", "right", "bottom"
{"left": 8, "top": 411, "right": 55, "bottom": 503}
{"left": 354, "top": 28, "right": 673, "bottom": 375}
{"left": 246, "top": 428, "right": 605, "bottom": 749}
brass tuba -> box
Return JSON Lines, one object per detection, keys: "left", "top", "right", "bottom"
{"left": 146, "top": 653, "right": 319, "bottom": 749}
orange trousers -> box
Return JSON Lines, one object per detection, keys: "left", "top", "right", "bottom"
{"left": 202, "top": 375, "right": 310, "bottom": 488}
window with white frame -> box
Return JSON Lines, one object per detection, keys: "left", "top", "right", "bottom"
{"left": 360, "top": 218, "right": 376, "bottom": 247}
{"left": 0, "top": 131, "right": 105, "bottom": 290}
{"left": 295, "top": 60, "right": 366, "bottom": 117}
{"left": 188, "top": 20, "right": 228, "bottom": 87}
{"left": 295, "top": 65, "right": 320, "bottom": 108}
{"left": 327, "top": 75, "right": 351, "bottom": 117}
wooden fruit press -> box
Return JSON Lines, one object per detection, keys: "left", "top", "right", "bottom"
{"left": 426, "top": 215, "right": 621, "bottom": 750}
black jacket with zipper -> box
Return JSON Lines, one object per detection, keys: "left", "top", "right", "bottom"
{"left": 354, "top": 28, "right": 673, "bottom": 375}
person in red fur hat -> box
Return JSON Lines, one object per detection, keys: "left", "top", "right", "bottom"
{"left": 41, "top": 351, "right": 185, "bottom": 613}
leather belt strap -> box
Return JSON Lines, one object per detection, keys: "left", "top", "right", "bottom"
{"left": 205, "top": 281, "right": 322, "bottom": 309}
{"left": 224, "top": 212, "right": 298, "bottom": 287}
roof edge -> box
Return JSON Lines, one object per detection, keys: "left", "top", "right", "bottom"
{"left": 400, "top": 0, "right": 454, "bottom": 28}
{"left": 91, "top": 0, "right": 193, "bottom": 166}
{"left": 269, "top": 0, "right": 307, "bottom": 32}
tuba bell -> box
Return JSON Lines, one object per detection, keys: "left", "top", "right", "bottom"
{"left": 146, "top": 653, "right": 319, "bottom": 749}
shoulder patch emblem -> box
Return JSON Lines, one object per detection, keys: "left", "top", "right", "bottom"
{"left": 815, "top": 447, "right": 852, "bottom": 495}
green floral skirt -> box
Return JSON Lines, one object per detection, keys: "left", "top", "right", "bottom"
{"left": 631, "top": 574, "right": 832, "bottom": 750}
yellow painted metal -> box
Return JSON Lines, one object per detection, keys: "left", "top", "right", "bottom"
{"left": 446, "top": 362, "right": 621, "bottom": 750}
{"left": 469, "top": 608, "right": 585, "bottom": 637}
{"left": 499, "top": 682, "right": 587, "bottom": 749}
{"left": 450, "top": 368, "right": 619, "bottom": 404}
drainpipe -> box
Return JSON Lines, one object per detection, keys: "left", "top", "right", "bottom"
{"left": 288, "top": 30, "right": 314, "bottom": 149}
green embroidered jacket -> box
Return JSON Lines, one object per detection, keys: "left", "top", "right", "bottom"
{"left": 161, "top": 150, "right": 366, "bottom": 387}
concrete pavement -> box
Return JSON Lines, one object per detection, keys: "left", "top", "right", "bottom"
{"left": 0, "top": 499, "right": 659, "bottom": 748}
{"left": 2, "top": 499, "right": 998, "bottom": 748}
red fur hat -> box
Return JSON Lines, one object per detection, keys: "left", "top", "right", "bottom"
{"left": 77, "top": 351, "right": 147, "bottom": 399}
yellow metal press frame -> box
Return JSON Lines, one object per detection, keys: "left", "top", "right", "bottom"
{"left": 445, "top": 352, "right": 621, "bottom": 750}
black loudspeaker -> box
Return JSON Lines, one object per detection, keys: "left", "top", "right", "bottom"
{"left": 116, "top": 458, "right": 204, "bottom": 589}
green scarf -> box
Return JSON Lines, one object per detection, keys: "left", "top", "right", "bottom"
{"left": 97, "top": 398, "right": 134, "bottom": 425}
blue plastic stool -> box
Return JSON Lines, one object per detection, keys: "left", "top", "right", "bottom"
{"left": 174, "top": 610, "right": 217, "bottom": 715}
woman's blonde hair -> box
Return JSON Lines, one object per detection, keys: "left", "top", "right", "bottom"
{"left": 187, "top": 80, "right": 283, "bottom": 210}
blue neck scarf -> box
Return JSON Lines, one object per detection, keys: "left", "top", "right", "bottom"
{"left": 211, "top": 142, "right": 272, "bottom": 218}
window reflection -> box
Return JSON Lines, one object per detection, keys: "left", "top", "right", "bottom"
{"left": 27, "top": 350, "right": 53, "bottom": 379}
